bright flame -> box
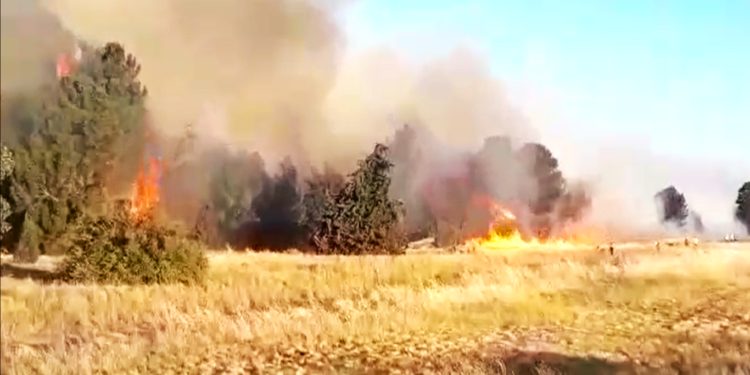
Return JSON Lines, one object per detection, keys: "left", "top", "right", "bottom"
{"left": 129, "top": 157, "right": 162, "bottom": 221}
{"left": 467, "top": 199, "right": 598, "bottom": 251}
{"left": 56, "top": 53, "right": 72, "bottom": 78}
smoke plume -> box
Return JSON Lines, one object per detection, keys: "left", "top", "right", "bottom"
{"left": 5, "top": 0, "right": 741, "bottom": 243}
{"left": 0, "top": 0, "right": 75, "bottom": 93}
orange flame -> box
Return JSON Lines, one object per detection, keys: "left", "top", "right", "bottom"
{"left": 129, "top": 157, "right": 162, "bottom": 221}
{"left": 467, "top": 199, "right": 599, "bottom": 251}
{"left": 56, "top": 54, "right": 72, "bottom": 79}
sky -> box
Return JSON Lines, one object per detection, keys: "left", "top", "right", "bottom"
{"left": 342, "top": 0, "right": 750, "bottom": 166}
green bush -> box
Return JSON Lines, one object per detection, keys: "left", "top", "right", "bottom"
{"left": 58, "top": 203, "right": 208, "bottom": 285}
{"left": 311, "top": 144, "right": 407, "bottom": 255}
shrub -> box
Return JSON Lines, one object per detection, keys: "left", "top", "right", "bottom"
{"left": 58, "top": 202, "right": 208, "bottom": 285}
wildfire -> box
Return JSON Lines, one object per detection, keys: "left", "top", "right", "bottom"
{"left": 55, "top": 44, "right": 82, "bottom": 79}
{"left": 129, "top": 156, "right": 162, "bottom": 221}
{"left": 467, "top": 199, "right": 598, "bottom": 251}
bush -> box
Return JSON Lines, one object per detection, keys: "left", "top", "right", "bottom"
{"left": 58, "top": 202, "right": 208, "bottom": 285}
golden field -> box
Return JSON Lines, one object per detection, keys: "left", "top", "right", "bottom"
{"left": 2, "top": 242, "right": 750, "bottom": 374}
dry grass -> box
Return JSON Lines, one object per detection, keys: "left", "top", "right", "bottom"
{"left": 2, "top": 243, "right": 750, "bottom": 374}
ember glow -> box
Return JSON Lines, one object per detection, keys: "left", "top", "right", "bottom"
{"left": 129, "top": 157, "right": 162, "bottom": 221}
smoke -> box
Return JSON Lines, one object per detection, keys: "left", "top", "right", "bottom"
{"left": 38, "top": 1, "right": 537, "bottom": 168}
{"left": 41, "top": 0, "right": 345, "bottom": 169}
{"left": 0, "top": 0, "right": 76, "bottom": 93}
{"left": 387, "top": 124, "right": 590, "bottom": 243}
{"left": 3, "top": 0, "right": 742, "bottom": 242}
{"left": 560, "top": 139, "right": 747, "bottom": 239}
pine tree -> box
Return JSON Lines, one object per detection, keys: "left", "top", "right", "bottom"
{"left": 312, "top": 144, "right": 406, "bottom": 255}
{"left": 7, "top": 42, "right": 147, "bottom": 261}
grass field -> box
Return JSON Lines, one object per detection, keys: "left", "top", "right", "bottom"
{"left": 2, "top": 242, "right": 749, "bottom": 374}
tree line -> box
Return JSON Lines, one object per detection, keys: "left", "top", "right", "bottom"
{"left": 1, "top": 41, "right": 748, "bottom": 269}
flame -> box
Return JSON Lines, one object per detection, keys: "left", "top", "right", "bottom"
{"left": 56, "top": 54, "right": 72, "bottom": 78}
{"left": 467, "top": 199, "right": 598, "bottom": 251}
{"left": 129, "top": 156, "right": 162, "bottom": 221}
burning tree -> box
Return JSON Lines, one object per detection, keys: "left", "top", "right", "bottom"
{"left": 4, "top": 42, "right": 147, "bottom": 261}
{"left": 655, "top": 186, "right": 689, "bottom": 228}
{"left": 736, "top": 181, "right": 750, "bottom": 234}
{"left": 311, "top": 144, "right": 406, "bottom": 255}
{"left": 515, "top": 143, "right": 566, "bottom": 239}
{"left": 128, "top": 156, "right": 162, "bottom": 222}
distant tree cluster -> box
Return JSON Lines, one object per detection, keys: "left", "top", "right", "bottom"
{"left": 387, "top": 125, "right": 591, "bottom": 245}
{"left": 737, "top": 182, "right": 750, "bottom": 234}
{"left": 655, "top": 186, "right": 689, "bottom": 227}
{"left": 203, "top": 144, "right": 406, "bottom": 254}
{"left": 653, "top": 185, "right": 707, "bottom": 234}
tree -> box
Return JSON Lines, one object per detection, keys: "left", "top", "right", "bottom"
{"left": 301, "top": 165, "right": 344, "bottom": 236}
{"left": 207, "top": 150, "right": 266, "bottom": 240}
{"left": 736, "top": 182, "right": 750, "bottom": 234}
{"left": 1, "top": 145, "right": 14, "bottom": 239}
{"left": 655, "top": 186, "right": 689, "bottom": 228}
{"left": 245, "top": 158, "right": 304, "bottom": 250}
{"left": 6, "top": 42, "right": 147, "bottom": 261}
{"left": 312, "top": 144, "right": 406, "bottom": 255}
{"left": 515, "top": 143, "right": 566, "bottom": 239}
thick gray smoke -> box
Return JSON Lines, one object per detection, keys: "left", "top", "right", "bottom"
{"left": 387, "top": 124, "right": 591, "bottom": 242}
{"left": 0, "top": 0, "right": 75, "bottom": 93}
{"left": 4, "top": 0, "right": 743, "bottom": 241}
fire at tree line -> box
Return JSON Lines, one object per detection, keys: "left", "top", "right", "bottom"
{"left": 0, "top": 42, "right": 748, "bottom": 284}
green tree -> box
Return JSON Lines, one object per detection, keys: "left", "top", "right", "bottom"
{"left": 312, "top": 144, "right": 406, "bottom": 255}
{"left": 7, "top": 42, "right": 147, "bottom": 261}
{"left": 736, "top": 182, "right": 750, "bottom": 234}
